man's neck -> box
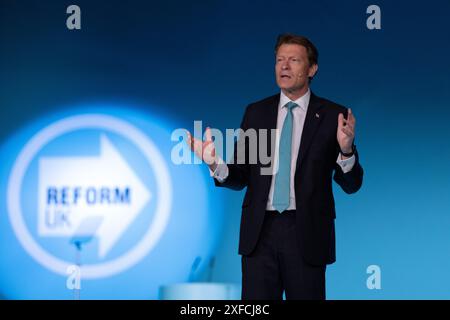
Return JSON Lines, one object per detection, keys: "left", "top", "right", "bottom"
{"left": 282, "top": 86, "right": 310, "bottom": 101}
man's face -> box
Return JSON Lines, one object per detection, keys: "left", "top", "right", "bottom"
{"left": 275, "top": 44, "right": 317, "bottom": 94}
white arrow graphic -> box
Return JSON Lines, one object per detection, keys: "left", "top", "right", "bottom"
{"left": 38, "top": 134, "right": 151, "bottom": 258}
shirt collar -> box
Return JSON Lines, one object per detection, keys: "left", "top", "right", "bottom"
{"left": 279, "top": 88, "right": 310, "bottom": 112}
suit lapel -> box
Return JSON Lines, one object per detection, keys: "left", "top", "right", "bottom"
{"left": 258, "top": 94, "right": 280, "bottom": 197}
{"left": 261, "top": 94, "right": 280, "bottom": 155}
{"left": 295, "top": 92, "right": 325, "bottom": 171}
{"left": 264, "top": 94, "right": 280, "bottom": 130}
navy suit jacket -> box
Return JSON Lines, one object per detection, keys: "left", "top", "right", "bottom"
{"left": 214, "top": 92, "right": 363, "bottom": 266}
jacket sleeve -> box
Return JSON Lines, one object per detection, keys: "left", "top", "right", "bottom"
{"left": 333, "top": 145, "right": 363, "bottom": 194}
{"left": 213, "top": 106, "right": 251, "bottom": 191}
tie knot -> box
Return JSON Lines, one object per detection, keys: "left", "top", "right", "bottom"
{"left": 285, "top": 101, "right": 298, "bottom": 111}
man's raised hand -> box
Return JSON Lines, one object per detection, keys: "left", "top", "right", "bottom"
{"left": 186, "top": 127, "right": 218, "bottom": 171}
{"left": 337, "top": 108, "right": 356, "bottom": 156}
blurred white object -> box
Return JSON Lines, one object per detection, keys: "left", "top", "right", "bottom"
{"left": 159, "top": 283, "right": 240, "bottom": 300}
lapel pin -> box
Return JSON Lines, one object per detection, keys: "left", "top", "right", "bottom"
{"left": 315, "top": 113, "right": 320, "bottom": 118}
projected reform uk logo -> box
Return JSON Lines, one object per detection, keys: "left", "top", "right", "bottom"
{"left": 7, "top": 114, "right": 172, "bottom": 279}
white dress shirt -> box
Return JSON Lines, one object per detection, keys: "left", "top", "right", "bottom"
{"left": 213, "top": 90, "right": 355, "bottom": 210}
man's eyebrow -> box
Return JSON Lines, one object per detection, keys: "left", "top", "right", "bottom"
{"left": 276, "top": 55, "right": 301, "bottom": 59}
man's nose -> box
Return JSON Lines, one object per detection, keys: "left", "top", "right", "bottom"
{"left": 281, "top": 62, "right": 290, "bottom": 70}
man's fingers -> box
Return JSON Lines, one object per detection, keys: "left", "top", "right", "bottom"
{"left": 345, "top": 122, "right": 354, "bottom": 131}
{"left": 186, "top": 131, "right": 199, "bottom": 152}
{"left": 347, "top": 108, "right": 356, "bottom": 124}
{"left": 203, "top": 142, "right": 216, "bottom": 165}
{"left": 188, "top": 133, "right": 203, "bottom": 156}
{"left": 338, "top": 113, "right": 344, "bottom": 128}
{"left": 340, "top": 109, "right": 356, "bottom": 130}
{"left": 185, "top": 130, "right": 194, "bottom": 150}
{"left": 186, "top": 128, "right": 217, "bottom": 162}
{"left": 205, "top": 127, "right": 213, "bottom": 142}
{"left": 341, "top": 127, "right": 354, "bottom": 137}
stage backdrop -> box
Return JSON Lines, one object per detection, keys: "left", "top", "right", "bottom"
{"left": 1, "top": 0, "right": 449, "bottom": 299}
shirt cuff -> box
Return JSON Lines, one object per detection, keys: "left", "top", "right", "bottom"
{"left": 208, "top": 157, "right": 229, "bottom": 183}
{"left": 336, "top": 153, "right": 355, "bottom": 174}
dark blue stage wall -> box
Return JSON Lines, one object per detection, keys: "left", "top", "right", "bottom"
{"left": 1, "top": 0, "right": 450, "bottom": 299}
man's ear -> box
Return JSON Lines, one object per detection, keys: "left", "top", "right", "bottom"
{"left": 308, "top": 63, "right": 318, "bottom": 79}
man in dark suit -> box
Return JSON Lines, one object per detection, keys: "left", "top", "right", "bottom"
{"left": 187, "top": 34, "right": 363, "bottom": 300}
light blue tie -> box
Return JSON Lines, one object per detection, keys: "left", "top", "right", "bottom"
{"left": 272, "top": 101, "right": 298, "bottom": 213}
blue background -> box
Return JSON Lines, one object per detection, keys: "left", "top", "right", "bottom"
{"left": 1, "top": 0, "right": 450, "bottom": 299}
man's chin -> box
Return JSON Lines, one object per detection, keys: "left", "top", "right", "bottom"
{"left": 279, "top": 86, "right": 304, "bottom": 93}
{"left": 277, "top": 84, "right": 294, "bottom": 91}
